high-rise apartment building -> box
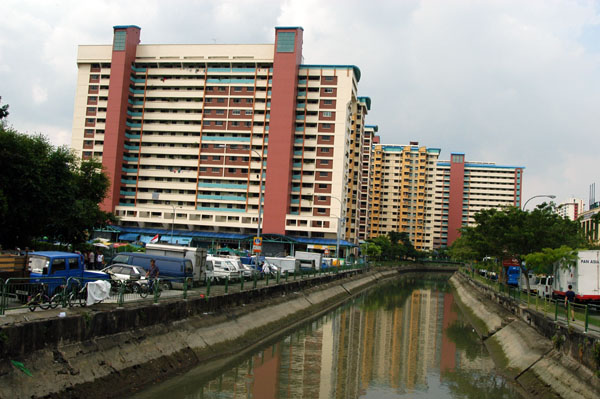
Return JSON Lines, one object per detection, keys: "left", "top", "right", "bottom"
{"left": 431, "top": 154, "right": 524, "bottom": 248}
{"left": 368, "top": 143, "right": 441, "bottom": 250}
{"left": 71, "top": 26, "right": 368, "bottom": 244}
{"left": 344, "top": 97, "right": 372, "bottom": 245}
{"left": 368, "top": 146, "right": 524, "bottom": 250}
{"left": 557, "top": 197, "right": 584, "bottom": 221}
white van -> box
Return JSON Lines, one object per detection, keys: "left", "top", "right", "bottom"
{"left": 205, "top": 255, "right": 242, "bottom": 283}
{"left": 536, "top": 276, "right": 554, "bottom": 298}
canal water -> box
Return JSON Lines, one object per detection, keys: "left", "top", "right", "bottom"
{"left": 132, "top": 274, "right": 523, "bottom": 399}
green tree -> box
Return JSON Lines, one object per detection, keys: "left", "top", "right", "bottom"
{"left": 459, "top": 204, "right": 583, "bottom": 291}
{"left": 360, "top": 241, "right": 381, "bottom": 260}
{"left": 0, "top": 97, "right": 8, "bottom": 121}
{"left": 371, "top": 235, "right": 392, "bottom": 260}
{"left": 0, "top": 125, "right": 114, "bottom": 248}
{"left": 523, "top": 245, "right": 578, "bottom": 276}
{"left": 448, "top": 234, "right": 478, "bottom": 262}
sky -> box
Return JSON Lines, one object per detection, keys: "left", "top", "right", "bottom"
{"left": 1, "top": 0, "right": 600, "bottom": 210}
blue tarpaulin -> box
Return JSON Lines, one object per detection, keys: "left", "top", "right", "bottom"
{"left": 118, "top": 233, "right": 140, "bottom": 241}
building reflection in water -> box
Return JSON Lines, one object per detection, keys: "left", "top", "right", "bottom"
{"left": 192, "top": 277, "right": 512, "bottom": 399}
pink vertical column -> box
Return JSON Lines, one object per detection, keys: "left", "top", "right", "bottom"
{"left": 262, "top": 27, "right": 303, "bottom": 234}
{"left": 447, "top": 154, "right": 465, "bottom": 246}
{"left": 100, "top": 25, "right": 141, "bottom": 212}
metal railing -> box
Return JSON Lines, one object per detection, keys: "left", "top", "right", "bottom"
{"left": 0, "top": 263, "right": 369, "bottom": 315}
{"left": 459, "top": 268, "right": 599, "bottom": 334}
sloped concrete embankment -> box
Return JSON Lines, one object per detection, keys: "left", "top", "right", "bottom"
{"left": 0, "top": 269, "right": 397, "bottom": 399}
{"left": 450, "top": 273, "right": 600, "bottom": 399}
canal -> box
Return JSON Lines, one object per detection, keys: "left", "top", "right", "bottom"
{"left": 132, "top": 274, "right": 523, "bottom": 399}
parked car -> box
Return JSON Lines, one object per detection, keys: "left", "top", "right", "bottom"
{"left": 102, "top": 264, "right": 146, "bottom": 280}
{"left": 101, "top": 264, "right": 147, "bottom": 292}
{"left": 27, "top": 251, "right": 109, "bottom": 296}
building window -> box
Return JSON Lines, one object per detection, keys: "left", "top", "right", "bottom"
{"left": 215, "top": 121, "right": 223, "bottom": 126}
{"left": 324, "top": 76, "right": 334, "bottom": 81}
{"left": 234, "top": 87, "right": 242, "bottom": 92}
{"left": 232, "top": 110, "right": 241, "bottom": 115}
{"left": 233, "top": 98, "right": 241, "bottom": 103}
{"left": 321, "top": 123, "right": 331, "bottom": 129}
{"left": 245, "top": 110, "right": 253, "bottom": 115}
{"left": 323, "top": 111, "right": 332, "bottom": 117}
{"left": 113, "top": 30, "right": 126, "bottom": 51}
{"left": 217, "top": 98, "right": 225, "bottom": 103}
{"left": 216, "top": 109, "right": 225, "bottom": 115}
{"left": 324, "top": 100, "right": 333, "bottom": 104}
{"left": 277, "top": 31, "right": 295, "bottom": 53}
{"left": 324, "top": 88, "right": 334, "bottom": 94}
{"left": 451, "top": 154, "right": 464, "bottom": 163}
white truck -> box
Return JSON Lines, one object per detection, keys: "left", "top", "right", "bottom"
{"left": 294, "top": 251, "right": 323, "bottom": 271}
{"left": 553, "top": 250, "right": 600, "bottom": 303}
{"left": 145, "top": 243, "right": 207, "bottom": 285}
{"left": 265, "top": 257, "right": 300, "bottom": 274}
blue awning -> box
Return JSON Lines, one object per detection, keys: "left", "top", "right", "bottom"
{"left": 119, "top": 233, "right": 140, "bottom": 241}
{"left": 140, "top": 235, "right": 156, "bottom": 244}
{"left": 163, "top": 236, "right": 192, "bottom": 245}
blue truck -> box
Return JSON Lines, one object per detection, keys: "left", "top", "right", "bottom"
{"left": 27, "top": 251, "right": 109, "bottom": 295}
{"left": 506, "top": 266, "right": 521, "bottom": 286}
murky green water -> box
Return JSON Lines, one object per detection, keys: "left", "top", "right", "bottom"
{"left": 132, "top": 275, "right": 522, "bottom": 399}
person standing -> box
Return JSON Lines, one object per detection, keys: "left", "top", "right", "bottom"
{"left": 96, "top": 250, "right": 104, "bottom": 270}
{"left": 87, "top": 251, "right": 95, "bottom": 269}
{"left": 565, "top": 284, "right": 576, "bottom": 321}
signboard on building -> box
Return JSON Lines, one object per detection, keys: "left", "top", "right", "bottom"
{"left": 252, "top": 237, "right": 262, "bottom": 253}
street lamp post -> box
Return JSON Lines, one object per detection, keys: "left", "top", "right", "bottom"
{"left": 522, "top": 194, "right": 556, "bottom": 211}
{"left": 330, "top": 196, "right": 345, "bottom": 260}
{"left": 253, "top": 149, "right": 264, "bottom": 244}
{"left": 170, "top": 204, "right": 176, "bottom": 243}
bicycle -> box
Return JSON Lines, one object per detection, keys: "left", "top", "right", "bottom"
{"left": 67, "top": 282, "right": 88, "bottom": 307}
{"left": 138, "top": 278, "right": 162, "bottom": 299}
{"left": 26, "top": 284, "right": 52, "bottom": 312}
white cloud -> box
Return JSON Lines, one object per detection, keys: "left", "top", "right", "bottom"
{"left": 31, "top": 84, "right": 48, "bottom": 104}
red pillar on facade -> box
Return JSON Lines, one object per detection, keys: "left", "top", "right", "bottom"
{"left": 100, "top": 25, "right": 141, "bottom": 212}
{"left": 447, "top": 154, "right": 465, "bottom": 246}
{"left": 262, "top": 27, "right": 303, "bottom": 234}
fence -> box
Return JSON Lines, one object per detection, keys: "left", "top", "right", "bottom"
{"left": 459, "top": 268, "right": 600, "bottom": 334}
{"left": 0, "top": 263, "right": 368, "bottom": 315}
{"left": 0, "top": 255, "right": 26, "bottom": 273}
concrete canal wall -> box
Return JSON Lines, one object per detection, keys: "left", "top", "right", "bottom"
{"left": 0, "top": 265, "right": 455, "bottom": 398}
{"left": 450, "top": 272, "right": 600, "bottom": 399}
